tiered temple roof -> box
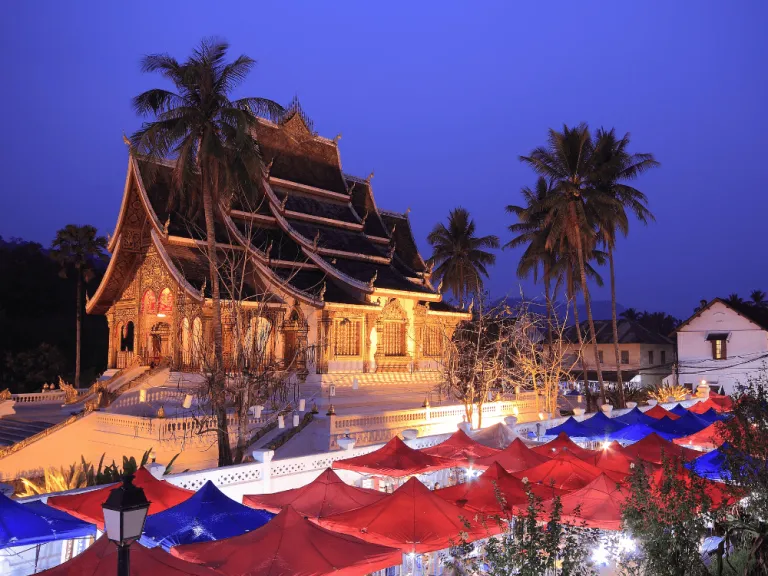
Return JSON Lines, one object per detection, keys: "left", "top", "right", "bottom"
{"left": 88, "top": 104, "right": 458, "bottom": 316}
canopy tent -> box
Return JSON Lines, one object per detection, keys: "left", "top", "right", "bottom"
{"left": 687, "top": 444, "right": 731, "bottom": 482}
{"left": 38, "top": 536, "right": 218, "bottom": 576}
{"left": 141, "top": 480, "right": 273, "bottom": 550}
{"left": 670, "top": 404, "right": 690, "bottom": 417}
{"left": 576, "top": 412, "right": 628, "bottom": 438}
{"left": 673, "top": 422, "right": 726, "bottom": 450}
{"left": 469, "top": 423, "right": 521, "bottom": 449}
{"left": 513, "top": 451, "right": 624, "bottom": 492}
{"left": 650, "top": 412, "right": 711, "bottom": 438}
{"left": 318, "top": 477, "right": 487, "bottom": 553}
{"left": 644, "top": 405, "right": 681, "bottom": 420}
{"left": 435, "top": 462, "right": 562, "bottom": 517}
{"left": 543, "top": 417, "right": 592, "bottom": 438}
{"left": 697, "top": 408, "right": 728, "bottom": 424}
{"left": 543, "top": 474, "right": 631, "bottom": 531}
{"left": 173, "top": 506, "right": 401, "bottom": 576}
{"left": 615, "top": 407, "right": 658, "bottom": 427}
{"left": 47, "top": 468, "right": 193, "bottom": 529}
{"left": 421, "top": 429, "right": 500, "bottom": 464}
{"left": 708, "top": 393, "right": 734, "bottom": 411}
{"left": 583, "top": 442, "right": 638, "bottom": 476}
{"left": 473, "top": 438, "right": 552, "bottom": 473}
{"left": 531, "top": 432, "right": 595, "bottom": 459}
{"left": 0, "top": 494, "right": 95, "bottom": 549}
{"left": 608, "top": 423, "right": 676, "bottom": 443}
{"left": 649, "top": 467, "right": 736, "bottom": 508}
{"left": 689, "top": 398, "right": 728, "bottom": 414}
{"left": 622, "top": 433, "right": 700, "bottom": 464}
{"left": 242, "top": 468, "right": 386, "bottom": 518}
{"left": 333, "top": 436, "right": 455, "bottom": 477}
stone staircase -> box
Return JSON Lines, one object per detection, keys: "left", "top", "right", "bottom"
{"left": 0, "top": 419, "right": 54, "bottom": 447}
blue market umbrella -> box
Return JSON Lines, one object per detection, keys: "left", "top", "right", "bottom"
{"left": 0, "top": 494, "right": 95, "bottom": 549}
{"left": 687, "top": 445, "right": 730, "bottom": 482}
{"left": 608, "top": 423, "right": 676, "bottom": 443}
{"left": 698, "top": 408, "right": 729, "bottom": 424}
{"left": 670, "top": 404, "right": 690, "bottom": 417}
{"left": 544, "top": 417, "right": 593, "bottom": 438}
{"left": 650, "top": 412, "right": 710, "bottom": 438}
{"left": 615, "top": 407, "right": 657, "bottom": 427}
{"left": 140, "top": 481, "right": 273, "bottom": 550}
{"left": 578, "top": 412, "right": 628, "bottom": 439}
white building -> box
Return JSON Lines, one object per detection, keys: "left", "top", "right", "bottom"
{"left": 671, "top": 298, "right": 768, "bottom": 395}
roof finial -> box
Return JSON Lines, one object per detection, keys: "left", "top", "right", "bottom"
{"left": 333, "top": 133, "right": 342, "bottom": 143}
{"left": 200, "top": 277, "right": 207, "bottom": 297}
{"left": 122, "top": 132, "right": 131, "bottom": 147}
{"left": 163, "top": 216, "right": 171, "bottom": 236}
{"left": 468, "top": 297, "right": 475, "bottom": 313}
{"left": 368, "top": 270, "right": 378, "bottom": 289}
{"left": 366, "top": 170, "right": 374, "bottom": 183}
{"left": 388, "top": 242, "right": 396, "bottom": 259}
{"left": 313, "top": 229, "right": 320, "bottom": 250}
{"left": 360, "top": 209, "right": 369, "bottom": 226}
{"left": 280, "top": 195, "right": 288, "bottom": 212}
{"left": 85, "top": 291, "right": 91, "bottom": 306}
{"left": 106, "top": 232, "right": 112, "bottom": 244}
{"left": 390, "top": 222, "right": 397, "bottom": 236}
{"left": 265, "top": 157, "right": 275, "bottom": 176}
{"left": 405, "top": 207, "right": 411, "bottom": 215}
{"left": 319, "top": 282, "right": 326, "bottom": 302}
{"left": 437, "top": 278, "right": 444, "bottom": 293}
{"left": 265, "top": 240, "right": 273, "bottom": 261}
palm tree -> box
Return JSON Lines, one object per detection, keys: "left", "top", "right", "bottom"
{"left": 750, "top": 290, "right": 767, "bottom": 308}
{"left": 520, "top": 124, "right": 612, "bottom": 405}
{"left": 620, "top": 308, "right": 642, "bottom": 322}
{"left": 51, "top": 225, "right": 108, "bottom": 388}
{"left": 591, "top": 128, "right": 659, "bottom": 408}
{"left": 725, "top": 293, "right": 744, "bottom": 306}
{"left": 130, "top": 39, "right": 283, "bottom": 466}
{"left": 427, "top": 207, "right": 499, "bottom": 307}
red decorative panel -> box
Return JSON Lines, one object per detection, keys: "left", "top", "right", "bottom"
{"left": 142, "top": 290, "right": 157, "bottom": 314}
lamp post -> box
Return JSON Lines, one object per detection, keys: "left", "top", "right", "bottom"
{"left": 101, "top": 474, "right": 150, "bottom": 576}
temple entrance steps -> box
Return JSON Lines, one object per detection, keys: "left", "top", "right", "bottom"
{"left": 0, "top": 419, "right": 54, "bottom": 447}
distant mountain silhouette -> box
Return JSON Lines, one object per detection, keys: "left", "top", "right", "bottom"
{"left": 492, "top": 297, "right": 626, "bottom": 324}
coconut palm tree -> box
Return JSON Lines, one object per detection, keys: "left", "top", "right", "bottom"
{"left": 750, "top": 290, "right": 767, "bottom": 308}
{"left": 427, "top": 207, "right": 499, "bottom": 307}
{"left": 520, "top": 124, "right": 614, "bottom": 405}
{"left": 620, "top": 308, "right": 642, "bottom": 322}
{"left": 725, "top": 293, "right": 744, "bottom": 306}
{"left": 130, "top": 38, "right": 283, "bottom": 466}
{"left": 51, "top": 225, "right": 108, "bottom": 388}
{"left": 591, "top": 128, "right": 659, "bottom": 408}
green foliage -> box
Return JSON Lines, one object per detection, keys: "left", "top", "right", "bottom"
{"left": 621, "top": 456, "right": 719, "bottom": 576}
{"left": 4, "top": 343, "right": 67, "bottom": 393}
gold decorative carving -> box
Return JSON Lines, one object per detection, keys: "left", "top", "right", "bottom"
{"left": 0, "top": 389, "right": 11, "bottom": 401}
{"left": 57, "top": 376, "right": 79, "bottom": 404}
{"left": 122, "top": 229, "right": 142, "bottom": 252}
{"left": 380, "top": 298, "right": 406, "bottom": 321}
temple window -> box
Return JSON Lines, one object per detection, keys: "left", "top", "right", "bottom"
{"left": 120, "top": 321, "right": 135, "bottom": 352}
{"left": 158, "top": 288, "right": 173, "bottom": 317}
{"left": 192, "top": 317, "right": 203, "bottom": 365}
{"left": 423, "top": 325, "right": 443, "bottom": 357}
{"left": 334, "top": 318, "right": 361, "bottom": 357}
{"left": 381, "top": 322, "right": 406, "bottom": 357}
{"left": 182, "top": 318, "right": 191, "bottom": 365}
{"left": 142, "top": 290, "right": 157, "bottom": 314}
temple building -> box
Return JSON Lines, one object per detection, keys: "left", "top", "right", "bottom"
{"left": 87, "top": 104, "right": 469, "bottom": 380}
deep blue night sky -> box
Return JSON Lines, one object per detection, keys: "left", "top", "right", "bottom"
{"left": 1, "top": 1, "right": 766, "bottom": 318}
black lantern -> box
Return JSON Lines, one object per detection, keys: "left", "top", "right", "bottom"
{"left": 101, "top": 473, "right": 150, "bottom": 576}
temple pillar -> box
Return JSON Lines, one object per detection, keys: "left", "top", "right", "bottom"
{"left": 106, "top": 310, "right": 116, "bottom": 369}
{"left": 318, "top": 310, "right": 334, "bottom": 374}
{"left": 363, "top": 312, "right": 378, "bottom": 373}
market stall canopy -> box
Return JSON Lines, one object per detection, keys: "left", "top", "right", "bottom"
{"left": 608, "top": 423, "right": 673, "bottom": 443}
{"left": 141, "top": 481, "right": 273, "bottom": 550}
{"left": 689, "top": 398, "right": 728, "bottom": 414}
{"left": 708, "top": 393, "right": 734, "bottom": 411}
{"left": 644, "top": 405, "right": 681, "bottom": 420}
{"left": 670, "top": 404, "right": 690, "bottom": 417}
{"left": 421, "top": 429, "right": 500, "bottom": 464}
{"left": 173, "top": 506, "right": 401, "bottom": 576}
{"left": 473, "top": 438, "right": 552, "bottom": 473}
{"left": 673, "top": 422, "right": 726, "bottom": 450}
{"left": 333, "top": 436, "right": 455, "bottom": 477}
{"left": 650, "top": 467, "right": 736, "bottom": 508}
{"left": 583, "top": 442, "right": 638, "bottom": 476}
{"left": 622, "top": 433, "right": 700, "bottom": 464}
{"left": 543, "top": 473, "right": 631, "bottom": 531}
{"left": 687, "top": 444, "right": 732, "bottom": 482}
{"left": 47, "top": 468, "right": 193, "bottom": 529}
{"left": 531, "top": 432, "right": 595, "bottom": 459}
{"left": 435, "top": 462, "right": 562, "bottom": 517}
{"left": 513, "top": 451, "right": 624, "bottom": 492}
{"left": 318, "top": 477, "right": 487, "bottom": 553}
{"left": 576, "top": 412, "right": 628, "bottom": 439}
{"left": 615, "top": 407, "right": 658, "bottom": 427}
{"left": 469, "top": 423, "right": 521, "bottom": 449}
{"left": 543, "top": 417, "right": 592, "bottom": 438}
{"left": 242, "top": 468, "right": 386, "bottom": 518}
{"left": 0, "top": 494, "right": 95, "bottom": 549}
{"left": 650, "top": 412, "right": 711, "bottom": 438}
{"left": 697, "top": 408, "right": 729, "bottom": 424}
{"left": 38, "top": 536, "right": 218, "bottom": 576}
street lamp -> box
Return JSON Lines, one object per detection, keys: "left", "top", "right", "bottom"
{"left": 102, "top": 473, "right": 150, "bottom": 576}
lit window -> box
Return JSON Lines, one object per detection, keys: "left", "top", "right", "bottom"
{"left": 334, "top": 319, "right": 361, "bottom": 357}
{"left": 424, "top": 326, "right": 443, "bottom": 357}
{"left": 707, "top": 333, "right": 728, "bottom": 360}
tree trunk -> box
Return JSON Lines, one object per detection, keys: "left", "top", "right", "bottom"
{"left": 201, "top": 165, "right": 233, "bottom": 467}
{"left": 572, "top": 292, "right": 591, "bottom": 412}
{"left": 571, "top": 205, "right": 606, "bottom": 406}
{"left": 544, "top": 269, "right": 554, "bottom": 414}
{"left": 608, "top": 246, "right": 625, "bottom": 408}
{"left": 75, "top": 271, "right": 82, "bottom": 388}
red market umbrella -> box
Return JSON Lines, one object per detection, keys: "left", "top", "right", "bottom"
{"left": 531, "top": 432, "right": 595, "bottom": 459}
{"left": 708, "top": 393, "right": 734, "bottom": 411}
{"left": 583, "top": 441, "right": 638, "bottom": 476}
{"left": 644, "top": 405, "right": 681, "bottom": 420}
{"left": 673, "top": 422, "right": 726, "bottom": 450}
{"left": 543, "top": 473, "right": 631, "bottom": 531}
{"left": 242, "top": 468, "right": 387, "bottom": 518}
{"left": 689, "top": 398, "right": 728, "bottom": 414}
{"left": 319, "top": 477, "right": 487, "bottom": 554}
{"left": 513, "top": 451, "right": 625, "bottom": 492}
{"left": 622, "top": 433, "right": 700, "bottom": 465}
{"left": 650, "top": 467, "right": 737, "bottom": 509}
{"left": 435, "top": 462, "right": 562, "bottom": 517}
{"left": 421, "top": 429, "right": 500, "bottom": 464}
{"left": 174, "top": 506, "right": 401, "bottom": 576}
{"left": 473, "top": 439, "right": 552, "bottom": 473}
{"left": 333, "top": 436, "right": 455, "bottom": 478}
{"left": 47, "top": 467, "right": 193, "bottom": 529}
{"left": 38, "top": 536, "right": 218, "bottom": 576}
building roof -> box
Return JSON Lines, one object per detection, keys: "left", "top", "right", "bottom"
{"left": 88, "top": 105, "right": 458, "bottom": 315}
{"left": 563, "top": 319, "right": 673, "bottom": 346}
{"left": 676, "top": 297, "right": 768, "bottom": 333}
